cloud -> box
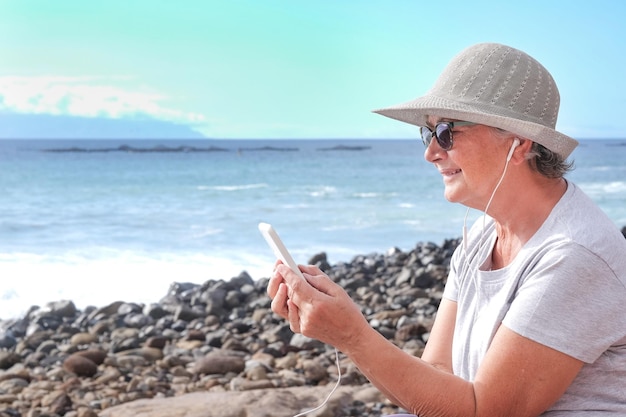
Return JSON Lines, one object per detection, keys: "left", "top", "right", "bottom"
{"left": 0, "top": 76, "right": 206, "bottom": 126}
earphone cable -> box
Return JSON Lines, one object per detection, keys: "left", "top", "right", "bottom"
{"left": 292, "top": 347, "right": 342, "bottom": 417}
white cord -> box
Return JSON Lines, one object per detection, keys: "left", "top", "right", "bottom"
{"left": 478, "top": 153, "right": 512, "bottom": 255}
{"left": 464, "top": 152, "right": 513, "bottom": 311}
{"left": 462, "top": 206, "right": 471, "bottom": 252}
{"left": 292, "top": 347, "right": 342, "bottom": 417}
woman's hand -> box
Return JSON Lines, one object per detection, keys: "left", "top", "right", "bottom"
{"left": 267, "top": 262, "right": 369, "bottom": 352}
{"left": 267, "top": 260, "right": 290, "bottom": 317}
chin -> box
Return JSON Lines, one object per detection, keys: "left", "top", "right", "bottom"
{"left": 443, "top": 189, "right": 461, "bottom": 203}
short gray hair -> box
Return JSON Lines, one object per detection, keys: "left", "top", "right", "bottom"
{"left": 526, "top": 142, "right": 574, "bottom": 178}
{"left": 490, "top": 126, "right": 574, "bottom": 178}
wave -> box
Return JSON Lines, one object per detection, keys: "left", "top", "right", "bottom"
{"left": 309, "top": 186, "right": 338, "bottom": 198}
{"left": 187, "top": 227, "right": 224, "bottom": 239}
{"left": 590, "top": 165, "right": 626, "bottom": 172}
{"left": 346, "top": 191, "right": 401, "bottom": 199}
{"left": 604, "top": 182, "right": 626, "bottom": 193}
{"left": 580, "top": 181, "right": 626, "bottom": 195}
{"left": 281, "top": 203, "right": 310, "bottom": 209}
{"left": 0, "top": 249, "right": 275, "bottom": 320}
{"left": 352, "top": 192, "right": 379, "bottom": 198}
{"left": 198, "top": 183, "right": 269, "bottom": 191}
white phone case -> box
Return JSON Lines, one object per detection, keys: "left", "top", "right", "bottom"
{"left": 258, "top": 222, "right": 305, "bottom": 279}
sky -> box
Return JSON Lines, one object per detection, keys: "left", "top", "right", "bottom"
{"left": 1, "top": 0, "right": 625, "bottom": 140}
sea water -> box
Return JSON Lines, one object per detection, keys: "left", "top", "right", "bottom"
{"left": 1, "top": 138, "right": 625, "bottom": 319}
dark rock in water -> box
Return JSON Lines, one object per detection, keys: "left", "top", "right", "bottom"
{"left": 43, "top": 144, "right": 230, "bottom": 153}
{"left": 237, "top": 146, "right": 299, "bottom": 152}
{"left": 317, "top": 145, "right": 372, "bottom": 151}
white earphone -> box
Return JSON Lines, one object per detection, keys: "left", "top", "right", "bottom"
{"left": 506, "top": 138, "right": 521, "bottom": 161}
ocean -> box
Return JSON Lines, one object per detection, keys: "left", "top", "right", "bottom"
{"left": 1, "top": 138, "right": 625, "bottom": 320}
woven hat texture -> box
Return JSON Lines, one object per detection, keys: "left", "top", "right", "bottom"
{"left": 374, "top": 43, "right": 578, "bottom": 158}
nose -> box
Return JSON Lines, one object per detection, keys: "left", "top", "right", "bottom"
{"left": 424, "top": 136, "right": 446, "bottom": 163}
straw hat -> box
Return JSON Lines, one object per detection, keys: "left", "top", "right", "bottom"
{"left": 374, "top": 42, "right": 578, "bottom": 159}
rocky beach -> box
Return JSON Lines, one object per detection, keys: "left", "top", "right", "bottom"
{"left": 1, "top": 227, "right": 624, "bottom": 417}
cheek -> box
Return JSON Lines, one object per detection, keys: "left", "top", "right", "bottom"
{"left": 454, "top": 145, "right": 493, "bottom": 171}
{"left": 451, "top": 152, "right": 491, "bottom": 189}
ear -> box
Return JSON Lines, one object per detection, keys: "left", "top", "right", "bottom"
{"left": 509, "top": 137, "right": 533, "bottom": 164}
{"left": 506, "top": 138, "right": 521, "bottom": 161}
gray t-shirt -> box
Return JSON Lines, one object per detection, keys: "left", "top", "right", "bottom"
{"left": 444, "top": 181, "right": 626, "bottom": 414}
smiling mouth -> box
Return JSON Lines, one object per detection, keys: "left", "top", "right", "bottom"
{"left": 440, "top": 169, "right": 462, "bottom": 177}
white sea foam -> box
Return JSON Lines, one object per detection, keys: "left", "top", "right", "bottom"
{"left": 578, "top": 181, "right": 626, "bottom": 197}
{"left": 188, "top": 227, "right": 224, "bottom": 239}
{"left": 0, "top": 250, "right": 274, "bottom": 320}
{"left": 604, "top": 181, "right": 626, "bottom": 193}
{"left": 281, "top": 203, "right": 310, "bottom": 209}
{"left": 309, "top": 186, "right": 337, "bottom": 197}
{"left": 201, "top": 183, "right": 268, "bottom": 191}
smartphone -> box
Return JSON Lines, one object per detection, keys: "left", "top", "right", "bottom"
{"left": 258, "top": 222, "right": 305, "bottom": 279}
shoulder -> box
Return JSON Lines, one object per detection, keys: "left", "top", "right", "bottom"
{"left": 530, "top": 182, "right": 626, "bottom": 282}
{"left": 506, "top": 239, "right": 626, "bottom": 362}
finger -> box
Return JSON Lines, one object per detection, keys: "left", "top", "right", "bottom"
{"left": 270, "top": 283, "right": 289, "bottom": 319}
{"left": 298, "top": 264, "right": 324, "bottom": 275}
{"left": 276, "top": 264, "right": 312, "bottom": 301}
{"left": 304, "top": 273, "right": 336, "bottom": 296}
{"left": 267, "top": 267, "right": 283, "bottom": 299}
{"left": 287, "top": 298, "right": 301, "bottom": 334}
{"left": 296, "top": 265, "right": 336, "bottom": 296}
{"left": 267, "top": 259, "right": 288, "bottom": 298}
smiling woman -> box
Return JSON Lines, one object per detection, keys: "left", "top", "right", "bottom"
{"left": 267, "top": 42, "right": 626, "bottom": 416}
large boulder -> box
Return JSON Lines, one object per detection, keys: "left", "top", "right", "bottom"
{"left": 100, "top": 385, "right": 386, "bottom": 417}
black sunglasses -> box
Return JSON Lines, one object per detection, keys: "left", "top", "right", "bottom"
{"left": 420, "top": 121, "right": 477, "bottom": 150}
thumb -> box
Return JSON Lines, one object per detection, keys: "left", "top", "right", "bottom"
{"left": 302, "top": 272, "right": 337, "bottom": 296}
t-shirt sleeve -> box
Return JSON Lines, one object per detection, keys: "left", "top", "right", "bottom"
{"left": 502, "top": 243, "right": 626, "bottom": 363}
{"left": 442, "top": 245, "right": 463, "bottom": 302}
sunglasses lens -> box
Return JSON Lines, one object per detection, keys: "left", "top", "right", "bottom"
{"left": 435, "top": 123, "right": 453, "bottom": 150}
{"left": 420, "top": 127, "right": 433, "bottom": 146}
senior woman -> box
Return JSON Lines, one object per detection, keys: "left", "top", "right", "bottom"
{"left": 267, "top": 43, "right": 626, "bottom": 416}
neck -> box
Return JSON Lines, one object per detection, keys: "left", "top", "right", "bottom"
{"left": 489, "top": 176, "right": 567, "bottom": 269}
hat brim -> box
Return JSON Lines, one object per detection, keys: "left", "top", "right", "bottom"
{"left": 374, "top": 94, "right": 579, "bottom": 159}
